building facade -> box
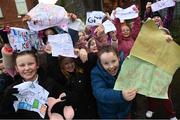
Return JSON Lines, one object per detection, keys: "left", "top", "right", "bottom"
{"left": 0, "top": 0, "right": 38, "bottom": 27}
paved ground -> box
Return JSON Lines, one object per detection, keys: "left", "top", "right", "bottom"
{"left": 132, "top": 68, "right": 180, "bottom": 119}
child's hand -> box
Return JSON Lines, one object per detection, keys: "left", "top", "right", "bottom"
{"left": 68, "top": 13, "right": 77, "bottom": 21}
{"left": 94, "top": 24, "right": 105, "bottom": 37}
{"left": 122, "top": 88, "right": 137, "bottom": 101}
{"left": 79, "top": 48, "right": 88, "bottom": 63}
{"left": 146, "top": 2, "right": 152, "bottom": 12}
{"left": 165, "top": 35, "right": 173, "bottom": 42}
{"left": 22, "top": 15, "right": 31, "bottom": 22}
{"left": 44, "top": 43, "right": 52, "bottom": 54}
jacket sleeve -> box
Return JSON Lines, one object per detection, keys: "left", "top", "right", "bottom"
{"left": 46, "top": 53, "right": 66, "bottom": 85}
{"left": 91, "top": 68, "right": 127, "bottom": 104}
{"left": 163, "top": 3, "right": 176, "bottom": 29}
{"left": 131, "top": 16, "right": 141, "bottom": 40}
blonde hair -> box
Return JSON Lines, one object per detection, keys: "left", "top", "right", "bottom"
{"left": 59, "top": 57, "right": 84, "bottom": 79}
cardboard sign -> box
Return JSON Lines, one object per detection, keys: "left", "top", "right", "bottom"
{"left": 130, "top": 20, "right": 180, "bottom": 75}
{"left": 114, "top": 56, "right": 172, "bottom": 99}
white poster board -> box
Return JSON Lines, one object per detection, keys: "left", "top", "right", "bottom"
{"left": 13, "top": 82, "right": 49, "bottom": 118}
{"left": 151, "top": 0, "right": 176, "bottom": 12}
{"left": 86, "top": 11, "right": 105, "bottom": 26}
{"left": 27, "top": 3, "right": 67, "bottom": 31}
{"left": 48, "top": 33, "right": 77, "bottom": 58}
{"left": 115, "top": 5, "right": 139, "bottom": 20}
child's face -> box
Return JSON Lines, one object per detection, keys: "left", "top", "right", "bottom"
{"left": 15, "top": 54, "right": 39, "bottom": 81}
{"left": 89, "top": 39, "right": 98, "bottom": 53}
{"left": 61, "top": 57, "right": 75, "bottom": 73}
{"left": 44, "top": 29, "right": 55, "bottom": 36}
{"left": 121, "top": 25, "right": 130, "bottom": 38}
{"left": 152, "top": 16, "right": 162, "bottom": 27}
{"left": 100, "top": 52, "right": 119, "bottom": 76}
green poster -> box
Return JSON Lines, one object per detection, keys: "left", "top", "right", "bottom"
{"left": 114, "top": 55, "right": 172, "bottom": 99}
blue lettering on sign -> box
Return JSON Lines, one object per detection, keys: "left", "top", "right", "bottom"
{"left": 88, "top": 17, "right": 96, "bottom": 23}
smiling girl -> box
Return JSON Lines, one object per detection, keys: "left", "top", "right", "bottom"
{"left": 0, "top": 50, "right": 50, "bottom": 119}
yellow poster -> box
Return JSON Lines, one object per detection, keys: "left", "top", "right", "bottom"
{"left": 130, "top": 20, "right": 180, "bottom": 75}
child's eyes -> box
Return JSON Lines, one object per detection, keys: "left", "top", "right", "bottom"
{"left": 112, "top": 60, "right": 116, "bottom": 63}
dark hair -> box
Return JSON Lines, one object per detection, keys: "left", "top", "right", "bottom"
{"left": 42, "top": 27, "right": 58, "bottom": 44}
{"left": 14, "top": 50, "right": 39, "bottom": 65}
{"left": 98, "top": 45, "right": 119, "bottom": 58}
{"left": 0, "top": 28, "right": 9, "bottom": 44}
{"left": 152, "top": 11, "right": 162, "bottom": 19}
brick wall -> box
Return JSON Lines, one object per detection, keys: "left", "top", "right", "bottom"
{"left": 0, "top": 0, "right": 37, "bottom": 28}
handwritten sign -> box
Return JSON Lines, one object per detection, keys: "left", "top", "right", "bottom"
{"left": 68, "top": 18, "right": 85, "bottom": 31}
{"left": 48, "top": 33, "right": 77, "bottom": 58}
{"left": 151, "top": 0, "right": 176, "bottom": 12}
{"left": 130, "top": 20, "right": 180, "bottom": 75}
{"left": 102, "top": 20, "right": 116, "bottom": 34}
{"left": 114, "top": 56, "right": 172, "bottom": 99}
{"left": 27, "top": 3, "right": 67, "bottom": 31}
{"left": 7, "top": 27, "right": 43, "bottom": 52}
{"left": 8, "top": 27, "right": 32, "bottom": 52}
{"left": 115, "top": 5, "right": 139, "bottom": 20}
{"left": 13, "top": 82, "right": 49, "bottom": 118}
{"left": 86, "top": 11, "right": 105, "bottom": 26}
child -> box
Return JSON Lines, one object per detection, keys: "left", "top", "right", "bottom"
{"left": 0, "top": 50, "right": 48, "bottom": 119}
{"left": 113, "top": 12, "right": 141, "bottom": 58}
{"left": 91, "top": 45, "right": 137, "bottom": 119}
{"left": 87, "top": 37, "right": 98, "bottom": 53}
{"left": 46, "top": 47, "right": 99, "bottom": 119}
{"left": 144, "top": 1, "right": 176, "bottom": 29}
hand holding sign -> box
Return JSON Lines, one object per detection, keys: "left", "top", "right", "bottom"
{"left": 86, "top": 11, "right": 105, "bottom": 26}
{"left": 151, "top": 0, "right": 176, "bottom": 12}
{"left": 115, "top": 5, "right": 139, "bottom": 20}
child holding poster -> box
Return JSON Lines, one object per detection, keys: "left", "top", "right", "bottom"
{"left": 91, "top": 45, "right": 137, "bottom": 119}
{"left": 144, "top": 1, "right": 176, "bottom": 29}
{"left": 0, "top": 50, "right": 48, "bottom": 119}
{"left": 114, "top": 17, "right": 141, "bottom": 58}
{"left": 45, "top": 43, "right": 99, "bottom": 119}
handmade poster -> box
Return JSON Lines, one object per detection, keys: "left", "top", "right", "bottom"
{"left": 130, "top": 20, "right": 180, "bottom": 75}
{"left": 27, "top": 3, "right": 67, "bottom": 31}
{"left": 7, "top": 27, "right": 43, "bottom": 52}
{"left": 38, "top": 0, "right": 58, "bottom": 4}
{"left": 102, "top": 20, "right": 116, "bottom": 34}
{"left": 13, "top": 81, "right": 49, "bottom": 118}
{"left": 86, "top": 11, "right": 105, "bottom": 26}
{"left": 115, "top": 5, "right": 139, "bottom": 20}
{"left": 8, "top": 27, "right": 32, "bottom": 52}
{"left": 48, "top": 33, "right": 77, "bottom": 58}
{"left": 114, "top": 56, "right": 172, "bottom": 99}
{"left": 68, "top": 18, "right": 85, "bottom": 32}
{"left": 151, "top": 0, "right": 176, "bottom": 12}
